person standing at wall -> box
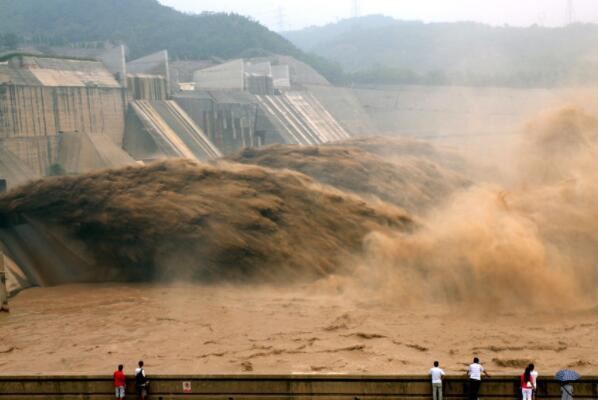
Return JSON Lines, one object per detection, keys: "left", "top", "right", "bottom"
{"left": 467, "top": 357, "right": 489, "bottom": 400}
{"left": 135, "top": 360, "right": 149, "bottom": 400}
{"left": 521, "top": 365, "right": 535, "bottom": 400}
{"left": 561, "top": 382, "right": 574, "bottom": 400}
{"left": 113, "top": 364, "right": 126, "bottom": 400}
{"left": 429, "top": 361, "right": 446, "bottom": 400}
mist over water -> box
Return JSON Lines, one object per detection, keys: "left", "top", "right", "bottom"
{"left": 350, "top": 106, "right": 598, "bottom": 310}
{"left": 3, "top": 106, "right": 598, "bottom": 377}
{"left": 2, "top": 106, "right": 598, "bottom": 312}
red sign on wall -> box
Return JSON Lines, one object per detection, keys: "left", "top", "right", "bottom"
{"left": 182, "top": 381, "right": 192, "bottom": 393}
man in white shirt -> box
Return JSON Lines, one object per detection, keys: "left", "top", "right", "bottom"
{"left": 429, "top": 361, "right": 446, "bottom": 400}
{"left": 467, "top": 357, "right": 490, "bottom": 400}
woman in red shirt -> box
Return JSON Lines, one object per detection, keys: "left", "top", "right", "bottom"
{"left": 521, "top": 365, "right": 535, "bottom": 400}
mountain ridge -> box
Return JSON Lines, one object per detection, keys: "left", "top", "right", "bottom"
{"left": 284, "top": 15, "right": 598, "bottom": 87}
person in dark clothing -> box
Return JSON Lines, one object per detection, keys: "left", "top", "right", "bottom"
{"left": 135, "top": 360, "right": 149, "bottom": 400}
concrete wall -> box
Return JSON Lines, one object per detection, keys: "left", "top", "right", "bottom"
{"left": 127, "top": 75, "right": 169, "bottom": 101}
{"left": 255, "top": 92, "right": 350, "bottom": 145}
{"left": 176, "top": 89, "right": 351, "bottom": 153}
{"left": 175, "top": 93, "right": 263, "bottom": 155}
{"left": 350, "top": 85, "right": 598, "bottom": 137}
{"left": 97, "top": 45, "right": 127, "bottom": 86}
{"left": 40, "top": 45, "right": 127, "bottom": 86}
{"left": 193, "top": 60, "right": 245, "bottom": 91}
{"left": 272, "top": 65, "right": 291, "bottom": 89}
{"left": 0, "top": 146, "right": 39, "bottom": 189}
{"left": 0, "top": 136, "right": 58, "bottom": 176}
{"left": 0, "top": 375, "right": 596, "bottom": 400}
{"left": 8, "top": 56, "right": 121, "bottom": 89}
{"left": 57, "top": 132, "right": 136, "bottom": 174}
{"left": 0, "top": 85, "right": 126, "bottom": 175}
{"left": 0, "top": 86, "right": 126, "bottom": 142}
{"left": 123, "top": 108, "right": 161, "bottom": 161}
{"left": 127, "top": 50, "right": 171, "bottom": 95}
{"left": 275, "top": 55, "right": 330, "bottom": 86}
{"left": 305, "top": 84, "right": 376, "bottom": 136}
{"left": 0, "top": 54, "right": 130, "bottom": 182}
{"left": 245, "top": 61, "right": 271, "bottom": 76}
{"left": 170, "top": 60, "right": 215, "bottom": 89}
{"left": 0, "top": 218, "right": 101, "bottom": 288}
{"left": 125, "top": 100, "right": 221, "bottom": 161}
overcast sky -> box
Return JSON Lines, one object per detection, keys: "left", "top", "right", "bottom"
{"left": 159, "top": 0, "right": 598, "bottom": 31}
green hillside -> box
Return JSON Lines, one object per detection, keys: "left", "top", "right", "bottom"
{"left": 284, "top": 15, "right": 598, "bottom": 87}
{"left": 0, "top": 0, "right": 341, "bottom": 82}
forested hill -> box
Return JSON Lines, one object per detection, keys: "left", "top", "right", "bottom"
{"left": 0, "top": 0, "right": 341, "bottom": 81}
{"left": 284, "top": 15, "right": 598, "bottom": 87}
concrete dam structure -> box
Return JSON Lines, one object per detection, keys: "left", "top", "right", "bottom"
{"left": 187, "top": 57, "right": 351, "bottom": 148}
{"left": 0, "top": 50, "right": 360, "bottom": 191}
{"left": 0, "top": 47, "right": 370, "bottom": 298}
{"left": 1, "top": 374, "right": 597, "bottom": 400}
{"left": 0, "top": 216, "right": 99, "bottom": 298}
{"left": 127, "top": 100, "right": 221, "bottom": 161}
{"left": 255, "top": 92, "right": 350, "bottom": 145}
{"left": 0, "top": 53, "right": 127, "bottom": 185}
{"left": 57, "top": 131, "right": 136, "bottom": 174}
{"left": 174, "top": 90, "right": 271, "bottom": 155}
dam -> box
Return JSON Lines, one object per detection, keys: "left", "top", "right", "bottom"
{"left": 0, "top": 47, "right": 358, "bottom": 190}
{"left": 0, "top": 45, "right": 365, "bottom": 297}
{"left": 0, "top": 374, "right": 597, "bottom": 400}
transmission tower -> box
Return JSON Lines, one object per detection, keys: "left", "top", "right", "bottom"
{"left": 566, "top": 0, "right": 575, "bottom": 25}
{"left": 277, "top": 4, "right": 286, "bottom": 32}
{"left": 352, "top": 0, "right": 361, "bottom": 18}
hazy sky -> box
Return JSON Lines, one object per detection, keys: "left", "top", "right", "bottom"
{"left": 159, "top": 0, "right": 598, "bottom": 31}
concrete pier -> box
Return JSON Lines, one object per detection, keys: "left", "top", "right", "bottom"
{"left": 0, "top": 375, "right": 596, "bottom": 400}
